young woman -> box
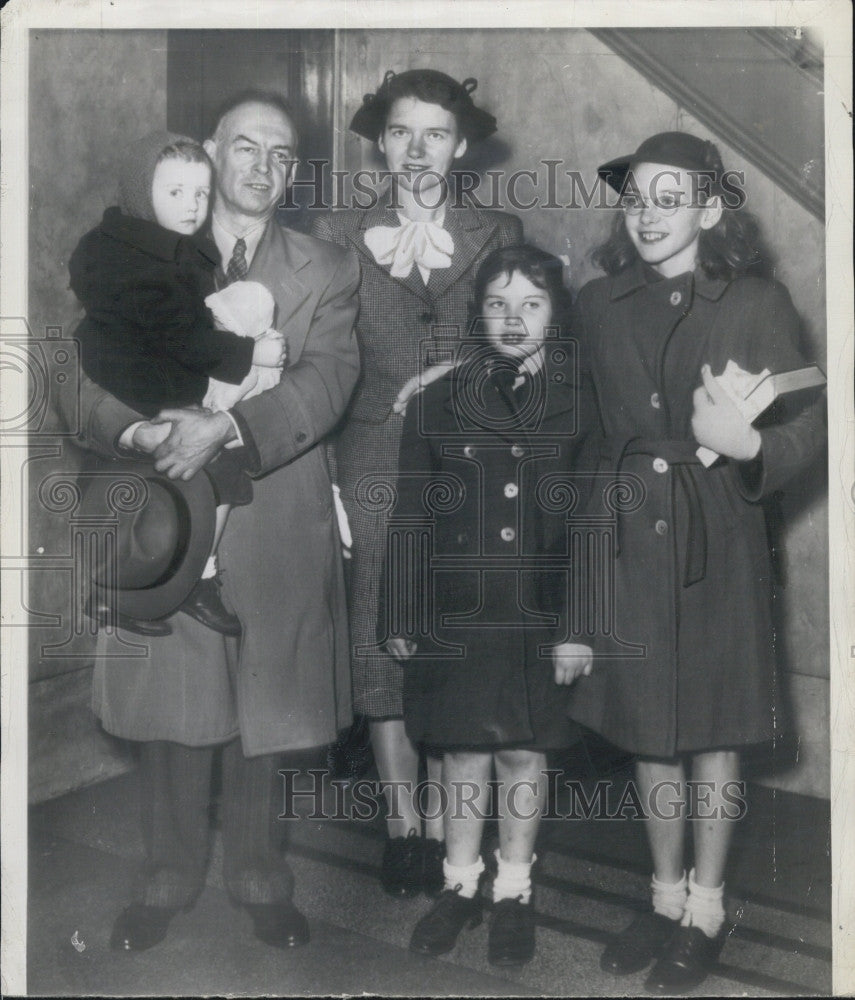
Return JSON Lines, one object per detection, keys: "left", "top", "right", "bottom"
{"left": 566, "top": 131, "right": 826, "bottom": 993}
{"left": 386, "top": 244, "right": 595, "bottom": 966}
{"left": 312, "top": 69, "right": 522, "bottom": 897}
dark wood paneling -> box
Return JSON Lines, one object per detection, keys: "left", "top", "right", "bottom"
{"left": 166, "top": 30, "right": 335, "bottom": 231}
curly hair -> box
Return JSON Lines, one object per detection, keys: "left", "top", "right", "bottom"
{"left": 592, "top": 202, "right": 773, "bottom": 281}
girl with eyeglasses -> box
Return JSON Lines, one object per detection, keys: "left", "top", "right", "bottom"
{"left": 564, "top": 131, "right": 825, "bottom": 993}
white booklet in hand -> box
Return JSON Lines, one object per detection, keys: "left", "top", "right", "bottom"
{"left": 696, "top": 359, "right": 826, "bottom": 467}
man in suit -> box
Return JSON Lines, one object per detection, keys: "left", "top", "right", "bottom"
{"left": 67, "top": 91, "right": 360, "bottom": 952}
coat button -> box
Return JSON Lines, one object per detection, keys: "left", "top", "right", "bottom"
{"left": 670, "top": 290, "right": 682, "bottom": 306}
{"left": 510, "top": 445, "right": 525, "bottom": 458}
{"left": 503, "top": 482, "right": 519, "bottom": 499}
{"left": 295, "top": 431, "right": 307, "bottom": 444}
{"left": 650, "top": 392, "right": 661, "bottom": 409}
{"left": 655, "top": 519, "right": 668, "bottom": 535}
{"left": 652, "top": 457, "right": 669, "bottom": 474}
{"left": 463, "top": 445, "right": 476, "bottom": 458}
{"left": 420, "top": 311, "right": 435, "bottom": 323}
{"left": 500, "top": 527, "right": 516, "bottom": 542}
{"left": 456, "top": 532, "right": 468, "bottom": 545}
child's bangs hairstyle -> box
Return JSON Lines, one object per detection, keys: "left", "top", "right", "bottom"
{"left": 469, "top": 245, "right": 572, "bottom": 335}
{"left": 156, "top": 138, "right": 212, "bottom": 170}
{"left": 593, "top": 138, "right": 771, "bottom": 281}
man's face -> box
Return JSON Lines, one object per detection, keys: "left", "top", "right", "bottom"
{"left": 204, "top": 101, "right": 297, "bottom": 222}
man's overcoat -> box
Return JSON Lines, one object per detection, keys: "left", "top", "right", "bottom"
{"left": 71, "top": 219, "right": 360, "bottom": 755}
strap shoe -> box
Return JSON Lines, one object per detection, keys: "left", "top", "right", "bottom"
{"left": 644, "top": 924, "right": 725, "bottom": 993}
{"left": 488, "top": 896, "right": 536, "bottom": 966}
{"left": 179, "top": 578, "right": 241, "bottom": 636}
{"left": 409, "top": 887, "right": 483, "bottom": 956}
{"left": 600, "top": 909, "right": 680, "bottom": 974}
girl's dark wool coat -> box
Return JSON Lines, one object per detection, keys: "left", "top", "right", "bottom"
{"left": 565, "top": 260, "right": 826, "bottom": 758}
{"left": 386, "top": 353, "right": 599, "bottom": 749}
{"left": 312, "top": 201, "right": 523, "bottom": 717}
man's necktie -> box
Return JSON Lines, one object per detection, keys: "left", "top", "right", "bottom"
{"left": 225, "top": 237, "right": 249, "bottom": 284}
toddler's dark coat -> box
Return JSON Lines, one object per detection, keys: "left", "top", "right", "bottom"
{"left": 384, "top": 346, "right": 598, "bottom": 749}
{"left": 70, "top": 207, "right": 254, "bottom": 417}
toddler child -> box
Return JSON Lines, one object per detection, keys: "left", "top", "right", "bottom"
{"left": 70, "top": 130, "right": 286, "bottom": 636}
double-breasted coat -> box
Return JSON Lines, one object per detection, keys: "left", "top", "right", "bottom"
{"left": 387, "top": 349, "right": 598, "bottom": 748}
{"left": 68, "top": 218, "right": 361, "bottom": 755}
{"left": 311, "top": 201, "right": 523, "bottom": 717}
{"left": 565, "top": 261, "right": 826, "bottom": 757}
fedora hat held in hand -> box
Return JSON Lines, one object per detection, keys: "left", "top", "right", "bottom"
{"left": 81, "top": 458, "right": 217, "bottom": 622}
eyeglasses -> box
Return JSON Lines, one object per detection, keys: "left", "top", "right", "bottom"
{"left": 620, "top": 192, "right": 694, "bottom": 217}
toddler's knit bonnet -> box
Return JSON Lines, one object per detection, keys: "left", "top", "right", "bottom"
{"left": 118, "top": 129, "right": 200, "bottom": 223}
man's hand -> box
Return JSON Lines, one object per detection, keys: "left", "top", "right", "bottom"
{"left": 392, "top": 362, "right": 455, "bottom": 415}
{"left": 384, "top": 637, "right": 418, "bottom": 661}
{"left": 131, "top": 421, "right": 172, "bottom": 453}
{"left": 691, "top": 364, "right": 762, "bottom": 462}
{"left": 552, "top": 642, "right": 594, "bottom": 685}
{"left": 151, "top": 407, "right": 236, "bottom": 480}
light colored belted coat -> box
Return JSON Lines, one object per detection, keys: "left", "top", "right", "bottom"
{"left": 68, "top": 218, "right": 361, "bottom": 756}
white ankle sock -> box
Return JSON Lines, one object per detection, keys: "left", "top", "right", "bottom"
{"left": 492, "top": 849, "right": 535, "bottom": 904}
{"left": 651, "top": 869, "right": 688, "bottom": 921}
{"left": 681, "top": 868, "right": 725, "bottom": 937}
{"left": 443, "top": 857, "right": 484, "bottom": 899}
{"left": 202, "top": 556, "right": 217, "bottom": 580}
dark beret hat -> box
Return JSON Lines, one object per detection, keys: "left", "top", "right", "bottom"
{"left": 597, "top": 131, "right": 726, "bottom": 193}
{"left": 349, "top": 68, "right": 497, "bottom": 144}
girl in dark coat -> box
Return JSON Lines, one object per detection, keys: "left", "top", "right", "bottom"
{"left": 565, "top": 132, "right": 826, "bottom": 993}
{"left": 311, "top": 70, "right": 522, "bottom": 896}
{"left": 386, "top": 245, "right": 596, "bottom": 966}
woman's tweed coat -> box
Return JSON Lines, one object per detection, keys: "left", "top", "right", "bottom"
{"left": 565, "top": 261, "right": 826, "bottom": 757}
{"left": 312, "top": 202, "right": 522, "bottom": 716}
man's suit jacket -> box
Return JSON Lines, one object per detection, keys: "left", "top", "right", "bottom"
{"left": 69, "top": 216, "right": 360, "bottom": 755}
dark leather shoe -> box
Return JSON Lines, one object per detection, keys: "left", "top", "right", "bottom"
{"left": 381, "top": 828, "right": 423, "bottom": 897}
{"left": 109, "top": 903, "right": 181, "bottom": 951}
{"left": 422, "top": 838, "right": 445, "bottom": 898}
{"left": 86, "top": 597, "right": 173, "bottom": 636}
{"left": 409, "top": 888, "right": 482, "bottom": 956}
{"left": 488, "top": 896, "right": 536, "bottom": 966}
{"left": 644, "top": 924, "right": 724, "bottom": 993}
{"left": 244, "top": 901, "right": 310, "bottom": 949}
{"left": 600, "top": 909, "right": 680, "bottom": 974}
{"left": 179, "top": 578, "right": 241, "bottom": 636}
{"left": 326, "top": 715, "right": 374, "bottom": 783}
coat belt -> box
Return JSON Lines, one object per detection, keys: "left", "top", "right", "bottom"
{"left": 599, "top": 436, "right": 708, "bottom": 588}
